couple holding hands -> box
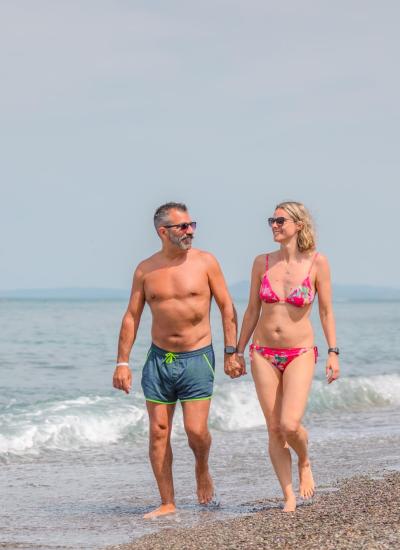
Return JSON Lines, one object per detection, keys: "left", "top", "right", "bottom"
{"left": 113, "top": 200, "right": 340, "bottom": 517}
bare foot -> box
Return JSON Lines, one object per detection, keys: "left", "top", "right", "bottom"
{"left": 298, "top": 460, "right": 315, "bottom": 499}
{"left": 143, "top": 503, "right": 176, "bottom": 519}
{"left": 283, "top": 494, "right": 297, "bottom": 512}
{"left": 196, "top": 467, "right": 214, "bottom": 504}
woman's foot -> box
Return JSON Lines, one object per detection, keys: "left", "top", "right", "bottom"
{"left": 298, "top": 460, "right": 315, "bottom": 499}
{"left": 283, "top": 494, "right": 297, "bottom": 512}
{"left": 143, "top": 503, "right": 176, "bottom": 519}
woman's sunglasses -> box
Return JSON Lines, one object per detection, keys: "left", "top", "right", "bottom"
{"left": 267, "top": 217, "right": 292, "bottom": 227}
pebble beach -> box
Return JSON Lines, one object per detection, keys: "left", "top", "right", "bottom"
{"left": 108, "top": 471, "right": 400, "bottom": 550}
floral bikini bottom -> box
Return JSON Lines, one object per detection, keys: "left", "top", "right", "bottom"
{"left": 250, "top": 345, "right": 318, "bottom": 373}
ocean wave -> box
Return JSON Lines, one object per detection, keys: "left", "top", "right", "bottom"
{"left": 210, "top": 373, "right": 400, "bottom": 431}
{"left": 1, "top": 374, "right": 399, "bottom": 458}
{"left": 0, "top": 394, "right": 146, "bottom": 458}
{"left": 308, "top": 374, "right": 400, "bottom": 412}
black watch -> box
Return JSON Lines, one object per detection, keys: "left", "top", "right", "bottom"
{"left": 328, "top": 347, "right": 339, "bottom": 355}
{"left": 224, "top": 346, "right": 237, "bottom": 355}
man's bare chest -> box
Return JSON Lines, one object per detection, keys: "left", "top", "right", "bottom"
{"left": 144, "top": 267, "right": 210, "bottom": 302}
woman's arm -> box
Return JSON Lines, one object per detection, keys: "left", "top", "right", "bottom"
{"left": 316, "top": 254, "right": 340, "bottom": 384}
{"left": 237, "top": 256, "right": 263, "bottom": 356}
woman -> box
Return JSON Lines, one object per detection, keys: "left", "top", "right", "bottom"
{"left": 237, "top": 201, "right": 340, "bottom": 512}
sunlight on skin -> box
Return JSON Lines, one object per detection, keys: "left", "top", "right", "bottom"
{"left": 143, "top": 503, "right": 177, "bottom": 519}
{"left": 299, "top": 461, "right": 315, "bottom": 500}
{"left": 196, "top": 469, "right": 214, "bottom": 504}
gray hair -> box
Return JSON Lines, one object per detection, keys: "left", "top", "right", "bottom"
{"left": 153, "top": 202, "right": 188, "bottom": 230}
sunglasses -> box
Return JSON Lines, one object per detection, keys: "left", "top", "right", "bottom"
{"left": 163, "top": 221, "right": 197, "bottom": 231}
{"left": 267, "top": 217, "right": 293, "bottom": 227}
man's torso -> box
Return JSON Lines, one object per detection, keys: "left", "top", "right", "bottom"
{"left": 142, "top": 249, "right": 212, "bottom": 351}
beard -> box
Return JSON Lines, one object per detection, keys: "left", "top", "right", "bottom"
{"left": 168, "top": 232, "right": 194, "bottom": 250}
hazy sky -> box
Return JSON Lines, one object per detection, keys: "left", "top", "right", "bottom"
{"left": 1, "top": 1, "right": 399, "bottom": 290}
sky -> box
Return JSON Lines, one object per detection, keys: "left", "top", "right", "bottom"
{"left": 1, "top": 1, "right": 400, "bottom": 290}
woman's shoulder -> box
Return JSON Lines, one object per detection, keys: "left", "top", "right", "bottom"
{"left": 254, "top": 250, "right": 279, "bottom": 262}
{"left": 314, "top": 251, "right": 330, "bottom": 271}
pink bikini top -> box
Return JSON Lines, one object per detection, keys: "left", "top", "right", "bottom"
{"left": 259, "top": 253, "right": 318, "bottom": 308}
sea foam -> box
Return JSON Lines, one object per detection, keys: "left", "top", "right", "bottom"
{"left": 1, "top": 374, "right": 399, "bottom": 458}
{"left": 0, "top": 394, "right": 146, "bottom": 458}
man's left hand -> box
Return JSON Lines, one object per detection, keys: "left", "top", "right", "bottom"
{"left": 224, "top": 354, "right": 244, "bottom": 378}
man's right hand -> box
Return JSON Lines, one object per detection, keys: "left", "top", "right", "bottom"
{"left": 113, "top": 365, "right": 132, "bottom": 394}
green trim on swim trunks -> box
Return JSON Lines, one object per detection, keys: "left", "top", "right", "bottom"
{"left": 145, "top": 398, "right": 177, "bottom": 405}
{"left": 180, "top": 395, "right": 212, "bottom": 402}
{"left": 202, "top": 353, "right": 215, "bottom": 378}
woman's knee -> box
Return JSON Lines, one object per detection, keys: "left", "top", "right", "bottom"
{"left": 267, "top": 423, "right": 285, "bottom": 442}
{"left": 280, "top": 418, "right": 301, "bottom": 437}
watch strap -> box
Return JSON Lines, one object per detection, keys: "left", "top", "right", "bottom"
{"left": 328, "top": 347, "right": 339, "bottom": 355}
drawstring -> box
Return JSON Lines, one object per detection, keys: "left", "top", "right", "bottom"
{"left": 164, "top": 352, "right": 178, "bottom": 364}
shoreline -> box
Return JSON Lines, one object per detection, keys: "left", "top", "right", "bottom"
{"left": 107, "top": 471, "right": 400, "bottom": 550}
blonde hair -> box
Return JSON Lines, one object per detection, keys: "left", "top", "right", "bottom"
{"left": 275, "top": 201, "right": 316, "bottom": 252}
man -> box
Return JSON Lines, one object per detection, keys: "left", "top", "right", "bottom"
{"left": 113, "top": 202, "right": 242, "bottom": 519}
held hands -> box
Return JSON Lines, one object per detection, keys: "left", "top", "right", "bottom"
{"left": 224, "top": 353, "right": 247, "bottom": 379}
{"left": 326, "top": 354, "right": 340, "bottom": 384}
{"left": 113, "top": 365, "right": 132, "bottom": 394}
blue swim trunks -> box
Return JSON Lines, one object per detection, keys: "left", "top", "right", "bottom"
{"left": 141, "top": 343, "right": 215, "bottom": 404}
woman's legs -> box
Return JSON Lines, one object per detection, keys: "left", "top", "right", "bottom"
{"left": 281, "top": 350, "right": 316, "bottom": 500}
{"left": 251, "top": 351, "right": 296, "bottom": 511}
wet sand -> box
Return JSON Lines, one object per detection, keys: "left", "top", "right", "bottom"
{"left": 107, "top": 471, "right": 400, "bottom": 550}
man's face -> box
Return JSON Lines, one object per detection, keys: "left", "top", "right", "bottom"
{"left": 163, "top": 209, "right": 195, "bottom": 250}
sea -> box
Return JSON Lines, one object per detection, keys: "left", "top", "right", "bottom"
{"left": 1, "top": 298, "right": 400, "bottom": 549}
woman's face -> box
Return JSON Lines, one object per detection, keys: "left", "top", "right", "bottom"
{"left": 270, "top": 208, "right": 300, "bottom": 243}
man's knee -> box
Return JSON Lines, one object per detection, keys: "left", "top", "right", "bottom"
{"left": 149, "top": 422, "right": 170, "bottom": 446}
{"left": 185, "top": 425, "right": 210, "bottom": 449}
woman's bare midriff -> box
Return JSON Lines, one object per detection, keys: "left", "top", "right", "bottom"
{"left": 253, "top": 303, "right": 315, "bottom": 348}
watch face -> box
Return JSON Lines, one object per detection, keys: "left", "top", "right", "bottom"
{"left": 224, "top": 346, "right": 236, "bottom": 354}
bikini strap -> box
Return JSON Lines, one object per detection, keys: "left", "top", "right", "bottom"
{"left": 308, "top": 252, "right": 319, "bottom": 274}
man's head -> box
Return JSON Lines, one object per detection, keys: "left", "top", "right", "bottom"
{"left": 154, "top": 202, "right": 196, "bottom": 250}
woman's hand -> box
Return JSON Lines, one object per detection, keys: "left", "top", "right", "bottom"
{"left": 237, "top": 354, "right": 247, "bottom": 376}
{"left": 325, "top": 353, "right": 340, "bottom": 384}
{"left": 224, "top": 354, "right": 246, "bottom": 378}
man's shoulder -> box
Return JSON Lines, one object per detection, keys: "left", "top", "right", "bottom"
{"left": 190, "top": 249, "right": 219, "bottom": 267}
{"left": 135, "top": 252, "right": 161, "bottom": 275}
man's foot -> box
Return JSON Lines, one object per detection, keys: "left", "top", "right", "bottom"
{"left": 298, "top": 460, "right": 315, "bottom": 499}
{"left": 196, "top": 467, "right": 214, "bottom": 504}
{"left": 143, "top": 503, "right": 176, "bottom": 519}
{"left": 283, "top": 494, "right": 297, "bottom": 512}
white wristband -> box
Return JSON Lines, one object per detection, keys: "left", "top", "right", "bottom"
{"left": 237, "top": 352, "right": 244, "bottom": 357}
{"left": 116, "top": 362, "right": 129, "bottom": 367}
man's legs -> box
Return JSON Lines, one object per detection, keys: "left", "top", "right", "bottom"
{"left": 181, "top": 399, "right": 214, "bottom": 504}
{"left": 144, "top": 401, "right": 176, "bottom": 519}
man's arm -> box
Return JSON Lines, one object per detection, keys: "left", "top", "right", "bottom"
{"left": 205, "top": 253, "right": 242, "bottom": 378}
{"left": 113, "top": 265, "right": 146, "bottom": 394}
